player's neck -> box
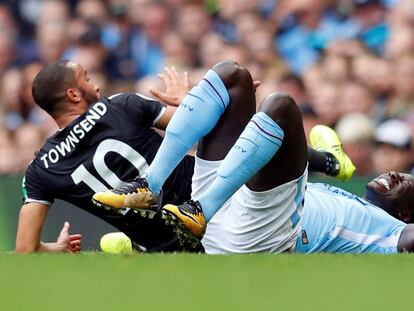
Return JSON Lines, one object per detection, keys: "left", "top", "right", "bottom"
{"left": 54, "top": 101, "right": 90, "bottom": 129}
{"left": 55, "top": 111, "right": 84, "bottom": 129}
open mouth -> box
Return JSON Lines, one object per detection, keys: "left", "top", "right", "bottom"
{"left": 374, "top": 178, "right": 391, "bottom": 191}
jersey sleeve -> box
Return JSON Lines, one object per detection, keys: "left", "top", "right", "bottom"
{"left": 22, "top": 162, "right": 54, "bottom": 206}
{"left": 109, "top": 93, "right": 166, "bottom": 127}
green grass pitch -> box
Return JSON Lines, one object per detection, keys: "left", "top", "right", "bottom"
{"left": 0, "top": 253, "right": 412, "bottom": 311}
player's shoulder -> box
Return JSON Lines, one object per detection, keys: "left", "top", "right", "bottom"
{"left": 308, "top": 182, "right": 367, "bottom": 205}
{"left": 105, "top": 92, "right": 158, "bottom": 105}
{"left": 24, "top": 155, "right": 46, "bottom": 189}
{"left": 25, "top": 150, "right": 46, "bottom": 176}
{"left": 25, "top": 132, "right": 60, "bottom": 175}
{"left": 104, "top": 92, "right": 165, "bottom": 124}
{"left": 308, "top": 182, "right": 344, "bottom": 193}
{"left": 22, "top": 149, "right": 57, "bottom": 204}
{"left": 306, "top": 183, "right": 345, "bottom": 200}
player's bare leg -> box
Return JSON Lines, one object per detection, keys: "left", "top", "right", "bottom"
{"left": 163, "top": 91, "right": 309, "bottom": 249}
{"left": 247, "top": 93, "right": 308, "bottom": 191}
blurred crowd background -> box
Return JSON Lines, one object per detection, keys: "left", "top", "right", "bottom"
{"left": 0, "top": 0, "right": 414, "bottom": 177}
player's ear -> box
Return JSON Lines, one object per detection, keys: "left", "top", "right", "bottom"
{"left": 67, "top": 88, "right": 81, "bottom": 103}
{"left": 398, "top": 209, "right": 412, "bottom": 223}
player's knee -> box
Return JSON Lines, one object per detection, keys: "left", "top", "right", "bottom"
{"left": 258, "top": 92, "right": 300, "bottom": 123}
{"left": 211, "top": 60, "right": 252, "bottom": 89}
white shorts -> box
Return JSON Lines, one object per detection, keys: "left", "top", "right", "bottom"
{"left": 192, "top": 156, "right": 308, "bottom": 254}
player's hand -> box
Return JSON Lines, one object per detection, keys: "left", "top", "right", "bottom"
{"left": 150, "top": 67, "right": 190, "bottom": 106}
{"left": 56, "top": 222, "right": 82, "bottom": 253}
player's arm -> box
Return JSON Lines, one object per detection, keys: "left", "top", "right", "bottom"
{"left": 150, "top": 67, "right": 189, "bottom": 130}
{"left": 16, "top": 202, "right": 81, "bottom": 253}
{"left": 16, "top": 202, "right": 48, "bottom": 253}
{"left": 154, "top": 105, "right": 176, "bottom": 130}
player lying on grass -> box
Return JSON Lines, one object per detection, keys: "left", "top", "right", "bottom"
{"left": 94, "top": 61, "right": 414, "bottom": 254}
{"left": 102, "top": 168, "right": 414, "bottom": 254}
{"left": 15, "top": 60, "right": 343, "bottom": 253}
{"left": 296, "top": 170, "right": 414, "bottom": 253}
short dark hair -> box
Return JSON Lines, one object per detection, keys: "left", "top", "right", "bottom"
{"left": 32, "top": 60, "right": 77, "bottom": 115}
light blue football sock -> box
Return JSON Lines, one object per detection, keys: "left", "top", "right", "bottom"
{"left": 197, "top": 112, "right": 284, "bottom": 222}
{"left": 146, "top": 69, "right": 230, "bottom": 194}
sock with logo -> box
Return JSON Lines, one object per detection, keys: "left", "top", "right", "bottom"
{"left": 146, "top": 69, "right": 230, "bottom": 194}
{"left": 197, "top": 112, "right": 284, "bottom": 221}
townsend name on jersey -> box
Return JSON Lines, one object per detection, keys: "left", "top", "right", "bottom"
{"left": 40, "top": 102, "right": 108, "bottom": 168}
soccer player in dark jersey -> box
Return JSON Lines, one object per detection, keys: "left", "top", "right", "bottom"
{"left": 16, "top": 60, "right": 196, "bottom": 253}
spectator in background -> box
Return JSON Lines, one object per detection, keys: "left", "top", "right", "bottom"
{"left": 75, "top": 0, "right": 109, "bottom": 27}
{"left": 1, "top": 63, "right": 54, "bottom": 133}
{"left": 0, "top": 127, "right": 20, "bottom": 174}
{"left": 0, "top": 33, "right": 16, "bottom": 73}
{"left": 336, "top": 113, "right": 375, "bottom": 175}
{"left": 176, "top": 2, "right": 212, "bottom": 67}
{"left": 14, "top": 123, "right": 46, "bottom": 171}
{"left": 103, "top": 0, "right": 136, "bottom": 80}
{"left": 129, "top": 1, "right": 169, "bottom": 77}
{"left": 340, "top": 81, "right": 376, "bottom": 116}
{"left": 322, "top": 53, "right": 351, "bottom": 84}
{"left": 350, "top": 0, "right": 388, "bottom": 53}
{"left": 161, "top": 31, "right": 193, "bottom": 69}
{"left": 0, "top": 3, "right": 40, "bottom": 68}
{"left": 1, "top": 68, "right": 22, "bottom": 130}
{"left": 34, "top": 0, "right": 70, "bottom": 65}
{"left": 311, "top": 82, "right": 342, "bottom": 127}
{"left": 387, "top": 55, "right": 414, "bottom": 118}
{"left": 373, "top": 119, "right": 414, "bottom": 174}
{"left": 36, "top": 23, "right": 67, "bottom": 65}
{"left": 0, "top": 5, "right": 18, "bottom": 73}
{"left": 198, "top": 33, "right": 226, "bottom": 69}
{"left": 276, "top": 73, "right": 309, "bottom": 108}
{"left": 135, "top": 74, "right": 164, "bottom": 98}
{"left": 351, "top": 54, "right": 394, "bottom": 100}
{"left": 63, "top": 19, "right": 109, "bottom": 93}
{"left": 384, "top": 25, "right": 414, "bottom": 60}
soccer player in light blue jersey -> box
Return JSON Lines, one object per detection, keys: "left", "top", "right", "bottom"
{"left": 296, "top": 171, "right": 414, "bottom": 254}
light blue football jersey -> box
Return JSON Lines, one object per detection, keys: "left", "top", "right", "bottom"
{"left": 295, "top": 183, "right": 406, "bottom": 254}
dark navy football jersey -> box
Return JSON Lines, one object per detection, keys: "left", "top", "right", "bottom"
{"left": 22, "top": 93, "right": 195, "bottom": 252}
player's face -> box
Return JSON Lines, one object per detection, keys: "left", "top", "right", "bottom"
{"left": 74, "top": 64, "right": 100, "bottom": 106}
{"left": 366, "top": 171, "right": 414, "bottom": 222}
